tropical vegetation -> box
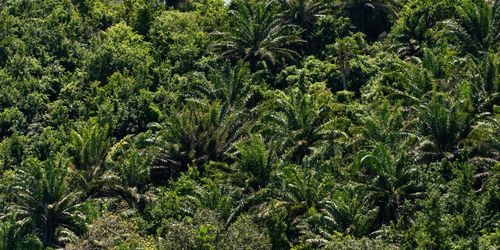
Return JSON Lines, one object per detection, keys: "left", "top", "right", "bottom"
{"left": 0, "top": 0, "right": 499, "bottom": 249}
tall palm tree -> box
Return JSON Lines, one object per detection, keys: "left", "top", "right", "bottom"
{"left": 353, "top": 142, "right": 421, "bottom": 225}
{"left": 235, "top": 134, "right": 276, "bottom": 190}
{"left": 334, "top": 0, "right": 400, "bottom": 40}
{"left": 105, "top": 143, "right": 152, "bottom": 209}
{"left": 417, "top": 93, "right": 469, "bottom": 161}
{"left": 259, "top": 88, "right": 346, "bottom": 164}
{"left": 10, "top": 158, "right": 83, "bottom": 248}
{"left": 443, "top": 0, "right": 500, "bottom": 56}
{"left": 462, "top": 115, "right": 499, "bottom": 193}
{"left": 355, "top": 100, "right": 411, "bottom": 147}
{"left": 212, "top": 0, "right": 305, "bottom": 70}
{"left": 458, "top": 53, "right": 500, "bottom": 114}
{"left": 463, "top": 115, "right": 499, "bottom": 164}
{"left": 296, "top": 186, "right": 377, "bottom": 246}
{"left": 71, "top": 127, "right": 148, "bottom": 208}
{"left": 389, "top": 0, "right": 456, "bottom": 58}
{"left": 152, "top": 101, "right": 250, "bottom": 184}
{"left": 69, "top": 123, "right": 113, "bottom": 197}
{"left": 319, "top": 187, "right": 377, "bottom": 237}
{"left": 188, "top": 62, "right": 253, "bottom": 111}
{"left": 279, "top": 0, "right": 329, "bottom": 35}
{"left": 273, "top": 165, "right": 334, "bottom": 216}
{"left": 332, "top": 37, "right": 357, "bottom": 90}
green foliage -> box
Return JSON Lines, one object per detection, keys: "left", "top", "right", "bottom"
{"left": 150, "top": 10, "right": 208, "bottom": 74}
{"left": 277, "top": 56, "right": 341, "bottom": 89}
{"left": 310, "top": 15, "right": 352, "bottom": 55}
{"left": 442, "top": 0, "right": 500, "bottom": 55}
{"left": 353, "top": 142, "right": 420, "bottom": 225}
{"left": 235, "top": 134, "right": 274, "bottom": 189}
{"left": 417, "top": 93, "right": 469, "bottom": 159}
{"left": 96, "top": 72, "right": 161, "bottom": 137}
{"left": 0, "top": 107, "right": 26, "bottom": 139}
{"left": 0, "top": 133, "right": 26, "bottom": 170}
{"left": 190, "top": 61, "right": 254, "bottom": 110}
{"left": 324, "top": 237, "right": 398, "bottom": 250}
{"left": 222, "top": 215, "right": 272, "bottom": 249}
{"left": 1, "top": 0, "right": 498, "bottom": 249}
{"left": 212, "top": 0, "right": 304, "bottom": 70}
{"left": 0, "top": 213, "right": 43, "bottom": 250}
{"left": 69, "top": 121, "right": 113, "bottom": 196}
{"left": 66, "top": 213, "right": 154, "bottom": 249}
{"left": 10, "top": 157, "right": 84, "bottom": 247}
{"left": 86, "top": 22, "right": 153, "bottom": 84}
{"left": 279, "top": 0, "right": 329, "bottom": 43}
{"left": 258, "top": 86, "right": 343, "bottom": 164}
{"left": 274, "top": 165, "right": 333, "bottom": 213}
{"left": 389, "top": 0, "right": 457, "bottom": 58}
{"left": 152, "top": 101, "right": 249, "bottom": 183}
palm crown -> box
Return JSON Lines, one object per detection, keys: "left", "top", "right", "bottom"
{"left": 213, "top": 0, "right": 305, "bottom": 70}
{"left": 10, "top": 158, "right": 83, "bottom": 248}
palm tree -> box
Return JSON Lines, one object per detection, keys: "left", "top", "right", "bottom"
{"left": 69, "top": 122, "right": 113, "bottom": 197}
{"left": 385, "top": 59, "right": 434, "bottom": 102}
{"left": 332, "top": 37, "right": 357, "bottom": 90}
{"left": 235, "top": 134, "right": 276, "bottom": 190}
{"left": 389, "top": 0, "right": 455, "bottom": 58}
{"left": 105, "top": 143, "right": 152, "bottom": 209}
{"left": 443, "top": 0, "right": 500, "bottom": 56}
{"left": 71, "top": 126, "right": 150, "bottom": 208}
{"left": 273, "top": 165, "right": 334, "bottom": 216}
{"left": 463, "top": 54, "right": 499, "bottom": 113}
{"left": 188, "top": 62, "right": 253, "bottom": 111}
{"left": 355, "top": 100, "right": 411, "bottom": 147}
{"left": 297, "top": 186, "right": 377, "bottom": 246}
{"left": 463, "top": 115, "right": 499, "bottom": 162}
{"left": 258, "top": 88, "right": 346, "bottom": 164}
{"left": 353, "top": 142, "right": 421, "bottom": 225}
{"left": 0, "top": 213, "right": 43, "bottom": 250}
{"left": 320, "top": 187, "right": 377, "bottom": 236}
{"left": 334, "top": 0, "right": 400, "bottom": 40}
{"left": 212, "top": 0, "right": 305, "bottom": 70}
{"left": 231, "top": 164, "right": 330, "bottom": 225}
{"left": 279, "top": 0, "right": 329, "bottom": 36}
{"left": 417, "top": 93, "right": 469, "bottom": 161}
{"left": 151, "top": 101, "right": 250, "bottom": 184}
{"left": 10, "top": 158, "right": 83, "bottom": 248}
{"left": 462, "top": 115, "right": 499, "bottom": 193}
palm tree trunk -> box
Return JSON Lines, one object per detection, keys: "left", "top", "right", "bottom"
{"left": 341, "top": 73, "right": 347, "bottom": 90}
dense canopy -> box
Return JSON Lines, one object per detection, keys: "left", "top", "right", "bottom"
{"left": 0, "top": 0, "right": 499, "bottom": 249}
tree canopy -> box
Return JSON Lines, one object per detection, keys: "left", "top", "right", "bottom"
{"left": 0, "top": 0, "right": 499, "bottom": 249}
